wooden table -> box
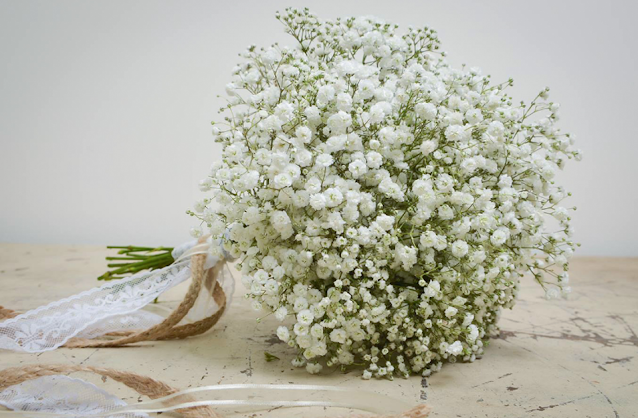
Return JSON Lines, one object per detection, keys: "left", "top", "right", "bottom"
{"left": 1, "top": 244, "right": 636, "bottom": 417}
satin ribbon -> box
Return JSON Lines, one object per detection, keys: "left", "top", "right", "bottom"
{"left": 0, "top": 380, "right": 415, "bottom": 417}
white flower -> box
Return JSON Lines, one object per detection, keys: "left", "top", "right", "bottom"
{"left": 460, "top": 158, "right": 477, "bottom": 174}
{"left": 298, "top": 335, "right": 312, "bottom": 349}
{"left": 545, "top": 287, "right": 560, "bottom": 300}
{"left": 242, "top": 207, "right": 262, "bottom": 225}
{"left": 327, "top": 111, "right": 352, "bottom": 133}
{"left": 277, "top": 326, "right": 290, "bottom": 342}
{"left": 369, "top": 101, "right": 391, "bottom": 123}
{"left": 297, "top": 309, "right": 315, "bottom": 325}
{"left": 366, "top": 151, "right": 383, "bottom": 168}
{"left": 324, "top": 211, "right": 345, "bottom": 232}
{"left": 273, "top": 173, "right": 293, "bottom": 189}
{"left": 326, "top": 135, "right": 347, "bottom": 153}
{"left": 438, "top": 205, "right": 454, "bottom": 220}
{"left": 272, "top": 266, "right": 285, "bottom": 280}
{"left": 309, "top": 193, "right": 327, "bottom": 211}
{"left": 465, "top": 109, "right": 483, "bottom": 124}
{"left": 420, "top": 231, "right": 437, "bottom": 248}
{"left": 324, "top": 188, "right": 344, "bottom": 207}
{"left": 310, "top": 323, "right": 324, "bottom": 338}
{"left": 554, "top": 207, "right": 569, "bottom": 222}
{"left": 264, "top": 279, "right": 279, "bottom": 294}
{"left": 415, "top": 102, "right": 437, "bottom": 120}
{"left": 490, "top": 229, "right": 509, "bottom": 246}
{"left": 379, "top": 177, "right": 405, "bottom": 201}
{"left": 304, "top": 106, "right": 321, "bottom": 123}
{"left": 498, "top": 175, "right": 513, "bottom": 189}
{"left": 295, "top": 149, "right": 313, "bottom": 167}
{"left": 445, "top": 125, "right": 470, "bottom": 142}
{"left": 263, "top": 115, "right": 282, "bottom": 131}
{"left": 275, "top": 101, "right": 295, "bottom": 122}
{"left": 271, "top": 210, "right": 291, "bottom": 229}
{"left": 296, "top": 126, "right": 312, "bottom": 143}
{"left": 434, "top": 235, "right": 447, "bottom": 251}
{"left": 357, "top": 79, "right": 375, "bottom": 99}
{"left": 315, "top": 153, "right": 334, "bottom": 168}
{"left": 445, "top": 306, "right": 458, "bottom": 318}
{"left": 330, "top": 329, "right": 348, "bottom": 344}
{"left": 348, "top": 160, "right": 368, "bottom": 178}
{"left": 291, "top": 358, "right": 306, "bottom": 368}
{"left": 306, "top": 363, "right": 323, "bottom": 374}
{"left": 395, "top": 244, "right": 417, "bottom": 270}
{"left": 271, "top": 211, "right": 294, "bottom": 239}
{"left": 317, "top": 85, "right": 335, "bottom": 107}
{"left": 468, "top": 324, "right": 479, "bottom": 342}
{"left": 336, "top": 92, "right": 353, "bottom": 111}
{"left": 451, "top": 240, "right": 469, "bottom": 258}
{"left": 253, "top": 269, "right": 269, "bottom": 283}
{"left": 376, "top": 214, "right": 395, "bottom": 231}
{"left": 275, "top": 306, "right": 288, "bottom": 321}
{"left": 293, "top": 297, "right": 309, "bottom": 312}
{"left": 294, "top": 323, "right": 309, "bottom": 336}
{"left": 420, "top": 140, "right": 438, "bottom": 156}
{"left": 446, "top": 341, "right": 464, "bottom": 355}
{"left": 462, "top": 313, "right": 475, "bottom": 327}
{"left": 305, "top": 177, "right": 322, "bottom": 193}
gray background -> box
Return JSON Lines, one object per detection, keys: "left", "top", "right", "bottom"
{"left": 0, "top": 0, "right": 636, "bottom": 256}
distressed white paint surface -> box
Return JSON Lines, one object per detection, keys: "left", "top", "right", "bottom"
{"left": 0, "top": 244, "right": 636, "bottom": 417}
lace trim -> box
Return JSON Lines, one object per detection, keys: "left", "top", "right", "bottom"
{"left": 0, "top": 240, "right": 233, "bottom": 353}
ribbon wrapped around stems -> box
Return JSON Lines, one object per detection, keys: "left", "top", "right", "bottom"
{"left": 0, "top": 237, "right": 233, "bottom": 353}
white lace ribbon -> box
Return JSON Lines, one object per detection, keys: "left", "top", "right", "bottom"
{"left": 0, "top": 240, "right": 232, "bottom": 353}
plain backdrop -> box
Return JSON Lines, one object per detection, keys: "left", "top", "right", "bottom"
{"left": 0, "top": 0, "right": 636, "bottom": 256}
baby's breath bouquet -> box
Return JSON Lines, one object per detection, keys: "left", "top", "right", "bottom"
{"left": 193, "top": 8, "right": 580, "bottom": 379}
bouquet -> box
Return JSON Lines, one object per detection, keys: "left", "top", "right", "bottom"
{"left": 192, "top": 8, "right": 580, "bottom": 379}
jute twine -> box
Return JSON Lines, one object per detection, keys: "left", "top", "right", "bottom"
{"left": 0, "top": 238, "right": 431, "bottom": 417}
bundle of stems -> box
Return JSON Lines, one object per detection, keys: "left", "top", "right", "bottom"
{"left": 97, "top": 246, "right": 175, "bottom": 281}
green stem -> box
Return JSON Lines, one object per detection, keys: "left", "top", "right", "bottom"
{"left": 105, "top": 256, "right": 148, "bottom": 261}
{"left": 98, "top": 246, "right": 175, "bottom": 281}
